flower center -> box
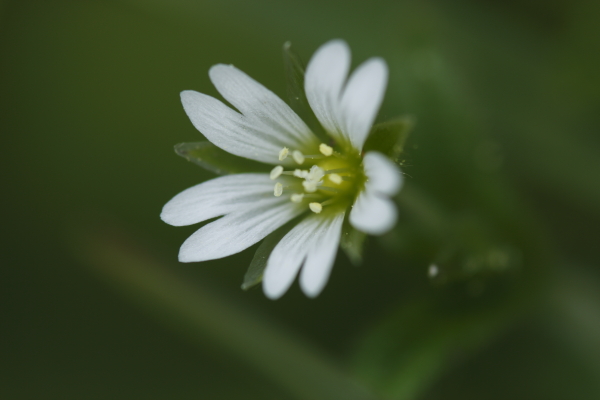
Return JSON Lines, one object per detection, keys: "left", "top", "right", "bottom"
{"left": 270, "top": 143, "right": 365, "bottom": 214}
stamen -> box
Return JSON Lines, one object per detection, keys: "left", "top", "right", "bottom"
{"left": 278, "top": 147, "right": 289, "bottom": 161}
{"left": 319, "top": 143, "right": 333, "bottom": 156}
{"left": 309, "top": 202, "right": 323, "bottom": 214}
{"left": 273, "top": 182, "right": 283, "bottom": 197}
{"left": 292, "top": 150, "right": 305, "bottom": 164}
{"left": 293, "top": 169, "right": 309, "bottom": 178}
{"left": 306, "top": 165, "right": 325, "bottom": 182}
{"left": 328, "top": 173, "right": 342, "bottom": 185}
{"left": 270, "top": 165, "right": 283, "bottom": 180}
{"left": 302, "top": 180, "right": 318, "bottom": 193}
{"left": 290, "top": 193, "right": 304, "bottom": 203}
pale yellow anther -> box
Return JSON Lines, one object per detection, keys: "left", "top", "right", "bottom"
{"left": 290, "top": 193, "right": 304, "bottom": 203}
{"left": 309, "top": 202, "right": 323, "bottom": 214}
{"left": 274, "top": 182, "right": 283, "bottom": 197}
{"left": 292, "top": 150, "right": 305, "bottom": 164}
{"left": 319, "top": 143, "right": 333, "bottom": 156}
{"left": 329, "top": 173, "right": 343, "bottom": 185}
{"left": 302, "top": 180, "right": 318, "bottom": 193}
{"left": 270, "top": 165, "right": 284, "bottom": 180}
{"left": 293, "top": 169, "right": 308, "bottom": 178}
{"left": 278, "top": 147, "right": 289, "bottom": 161}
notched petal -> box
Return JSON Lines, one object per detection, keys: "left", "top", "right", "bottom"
{"left": 305, "top": 39, "right": 351, "bottom": 143}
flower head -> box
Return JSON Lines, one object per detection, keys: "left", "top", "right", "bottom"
{"left": 161, "top": 40, "right": 403, "bottom": 299}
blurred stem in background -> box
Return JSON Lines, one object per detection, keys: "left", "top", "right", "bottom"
{"left": 72, "top": 220, "right": 378, "bottom": 400}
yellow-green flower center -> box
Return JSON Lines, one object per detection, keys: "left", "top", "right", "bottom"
{"left": 270, "top": 143, "right": 365, "bottom": 215}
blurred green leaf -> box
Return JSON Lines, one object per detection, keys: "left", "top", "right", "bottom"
{"left": 547, "top": 267, "right": 600, "bottom": 391}
{"left": 175, "top": 142, "right": 270, "bottom": 175}
{"left": 340, "top": 218, "right": 367, "bottom": 266}
{"left": 363, "top": 116, "right": 414, "bottom": 161}
{"left": 389, "top": 185, "right": 526, "bottom": 289}
{"left": 420, "top": 267, "right": 600, "bottom": 400}
{"left": 353, "top": 289, "right": 520, "bottom": 400}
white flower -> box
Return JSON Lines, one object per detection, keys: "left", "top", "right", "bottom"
{"left": 161, "top": 40, "right": 403, "bottom": 299}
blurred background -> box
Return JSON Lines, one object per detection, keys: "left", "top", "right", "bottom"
{"left": 1, "top": 0, "right": 599, "bottom": 399}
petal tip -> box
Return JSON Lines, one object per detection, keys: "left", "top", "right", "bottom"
{"left": 320, "top": 38, "right": 349, "bottom": 52}
{"left": 262, "top": 280, "right": 285, "bottom": 300}
{"left": 160, "top": 202, "right": 185, "bottom": 227}
{"left": 159, "top": 209, "right": 173, "bottom": 226}
{"left": 311, "top": 39, "right": 350, "bottom": 66}
{"left": 208, "top": 63, "right": 234, "bottom": 79}
{"left": 177, "top": 250, "right": 195, "bottom": 263}
{"left": 299, "top": 282, "right": 322, "bottom": 299}
{"left": 180, "top": 89, "right": 201, "bottom": 105}
{"left": 178, "top": 237, "right": 205, "bottom": 263}
{"left": 368, "top": 57, "right": 389, "bottom": 85}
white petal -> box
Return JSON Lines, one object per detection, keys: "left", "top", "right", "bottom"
{"left": 181, "top": 90, "right": 284, "bottom": 164}
{"left": 161, "top": 174, "right": 275, "bottom": 227}
{"left": 209, "top": 64, "right": 317, "bottom": 148}
{"left": 305, "top": 40, "right": 350, "bottom": 144}
{"left": 363, "top": 151, "right": 403, "bottom": 196}
{"left": 339, "top": 58, "right": 388, "bottom": 150}
{"left": 262, "top": 214, "right": 323, "bottom": 300}
{"left": 350, "top": 190, "right": 397, "bottom": 235}
{"left": 178, "top": 199, "right": 304, "bottom": 262}
{"left": 299, "top": 212, "right": 345, "bottom": 298}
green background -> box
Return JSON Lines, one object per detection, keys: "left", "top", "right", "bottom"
{"left": 1, "top": 0, "right": 599, "bottom": 399}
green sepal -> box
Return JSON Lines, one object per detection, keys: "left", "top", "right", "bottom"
{"left": 174, "top": 142, "right": 270, "bottom": 175}
{"left": 363, "top": 116, "right": 414, "bottom": 161}
{"left": 282, "top": 42, "right": 327, "bottom": 140}
{"left": 340, "top": 217, "right": 367, "bottom": 266}
{"left": 241, "top": 221, "right": 297, "bottom": 290}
